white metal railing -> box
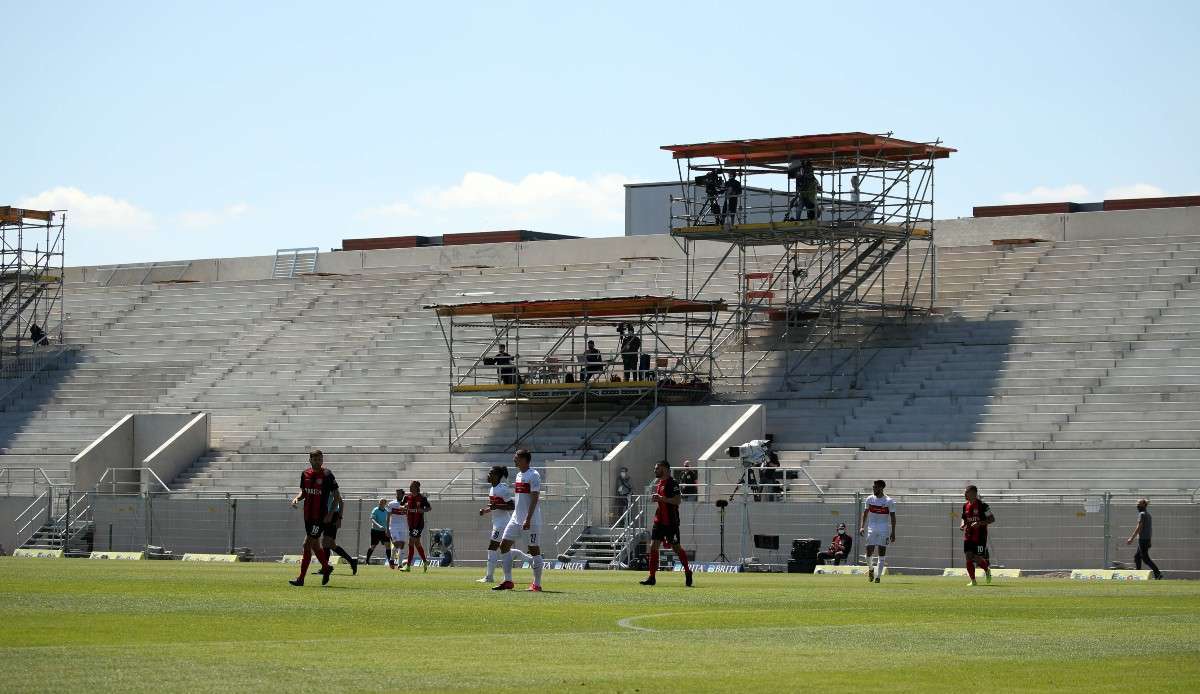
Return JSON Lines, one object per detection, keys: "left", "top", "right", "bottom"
{"left": 0, "top": 343, "right": 74, "bottom": 404}
{"left": 93, "top": 262, "right": 189, "bottom": 286}
{"left": 662, "top": 465, "right": 826, "bottom": 503}
{"left": 550, "top": 494, "right": 590, "bottom": 551}
{"left": 610, "top": 494, "right": 648, "bottom": 567}
{"left": 13, "top": 490, "right": 51, "bottom": 548}
{"left": 95, "top": 467, "right": 173, "bottom": 494}
{"left": 433, "top": 465, "right": 590, "bottom": 500}
{"left": 272, "top": 247, "right": 320, "bottom": 279}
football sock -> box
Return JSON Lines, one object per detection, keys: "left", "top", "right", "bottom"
{"left": 315, "top": 547, "right": 330, "bottom": 570}
{"left": 332, "top": 546, "right": 354, "bottom": 565}
{"left": 867, "top": 555, "right": 875, "bottom": 573}
{"left": 502, "top": 551, "right": 513, "bottom": 582}
{"left": 299, "top": 546, "right": 312, "bottom": 579}
{"left": 976, "top": 557, "right": 990, "bottom": 573}
{"left": 649, "top": 547, "right": 660, "bottom": 577}
{"left": 384, "top": 545, "right": 392, "bottom": 563}
{"left": 966, "top": 559, "right": 976, "bottom": 581}
{"left": 676, "top": 546, "right": 692, "bottom": 573}
{"left": 876, "top": 555, "right": 886, "bottom": 575}
{"left": 532, "top": 554, "right": 543, "bottom": 585}
{"left": 407, "top": 544, "right": 415, "bottom": 565}
{"left": 365, "top": 547, "right": 374, "bottom": 563}
{"left": 485, "top": 549, "right": 498, "bottom": 580}
{"left": 417, "top": 546, "right": 428, "bottom": 564}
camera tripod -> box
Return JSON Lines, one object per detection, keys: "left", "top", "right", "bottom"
{"left": 712, "top": 465, "right": 756, "bottom": 564}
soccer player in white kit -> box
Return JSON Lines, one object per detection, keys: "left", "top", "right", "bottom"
{"left": 476, "top": 466, "right": 532, "bottom": 583}
{"left": 858, "top": 479, "right": 896, "bottom": 583}
{"left": 386, "top": 488, "right": 408, "bottom": 569}
{"left": 494, "top": 449, "right": 544, "bottom": 592}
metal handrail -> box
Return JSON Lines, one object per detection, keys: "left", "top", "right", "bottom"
{"left": 95, "top": 467, "right": 173, "bottom": 493}
{"left": 434, "top": 465, "right": 590, "bottom": 498}
{"left": 14, "top": 491, "right": 50, "bottom": 546}
{"left": 610, "top": 494, "right": 648, "bottom": 567}
{"left": 550, "top": 494, "right": 590, "bottom": 548}
{"left": 0, "top": 343, "right": 74, "bottom": 404}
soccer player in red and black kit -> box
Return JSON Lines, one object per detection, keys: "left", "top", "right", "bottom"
{"left": 640, "top": 460, "right": 694, "bottom": 587}
{"left": 961, "top": 484, "right": 995, "bottom": 586}
{"left": 401, "top": 480, "right": 433, "bottom": 572}
{"left": 288, "top": 450, "right": 340, "bottom": 586}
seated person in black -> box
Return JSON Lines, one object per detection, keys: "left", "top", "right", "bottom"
{"left": 30, "top": 323, "right": 49, "bottom": 346}
{"left": 816, "top": 523, "right": 854, "bottom": 565}
{"left": 583, "top": 340, "right": 603, "bottom": 382}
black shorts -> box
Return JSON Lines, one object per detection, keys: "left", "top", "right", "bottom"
{"left": 370, "top": 529, "right": 388, "bottom": 545}
{"left": 408, "top": 526, "right": 424, "bottom": 539}
{"left": 304, "top": 520, "right": 326, "bottom": 538}
{"left": 651, "top": 523, "right": 680, "bottom": 545}
{"left": 964, "top": 540, "right": 987, "bottom": 556}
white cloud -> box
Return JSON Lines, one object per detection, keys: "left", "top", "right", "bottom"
{"left": 999, "top": 184, "right": 1091, "bottom": 204}
{"left": 176, "top": 202, "right": 251, "bottom": 229}
{"left": 419, "top": 171, "right": 631, "bottom": 223}
{"left": 1103, "top": 183, "right": 1167, "bottom": 200}
{"left": 359, "top": 171, "right": 637, "bottom": 235}
{"left": 17, "top": 186, "right": 155, "bottom": 233}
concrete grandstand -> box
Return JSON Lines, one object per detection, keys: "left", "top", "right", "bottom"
{"left": 2, "top": 172, "right": 1199, "bottom": 573}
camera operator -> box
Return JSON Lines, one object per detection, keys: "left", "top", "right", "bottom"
{"left": 760, "top": 450, "right": 782, "bottom": 502}
{"left": 699, "top": 171, "right": 723, "bottom": 225}
{"left": 618, "top": 322, "right": 642, "bottom": 382}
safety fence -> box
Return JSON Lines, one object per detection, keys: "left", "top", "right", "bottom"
{"left": 608, "top": 492, "right": 1200, "bottom": 573}
{"left": 4, "top": 490, "right": 1197, "bottom": 573}
{"left": 84, "top": 491, "right": 587, "bottom": 564}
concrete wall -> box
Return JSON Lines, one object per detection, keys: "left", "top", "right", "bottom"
{"left": 142, "top": 413, "right": 210, "bottom": 492}
{"left": 665, "top": 498, "right": 1200, "bottom": 572}
{"left": 84, "top": 492, "right": 1200, "bottom": 571}
{"left": 0, "top": 495, "right": 38, "bottom": 553}
{"left": 64, "top": 205, "right": 1200, "bottom": 287}
{"left": 934, "top": 205, "right": 1200, "bottom": 247}
{"left": 91, "top": 494, "right": 579, "bottom": 562}
{"left": 594, "top": 404, "right": 764, "bottom": 524}
{"left": 73, "top": 413, "right": 205, "bottom": 492}
{"left": 72, "top": 415, "right": 134, "bottom": 491}
{"left": 597, "top": 409, "right": 666, "bottom": 523}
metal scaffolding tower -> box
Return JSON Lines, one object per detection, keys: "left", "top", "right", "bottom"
{"left": 0, "top": 206, "right": 66, "bottom": 381}
{"left": 661, "top": 132, "right": 954, "bottom": 393}
{"left": 430, "top": 296, "right": 725, "bottom": 453}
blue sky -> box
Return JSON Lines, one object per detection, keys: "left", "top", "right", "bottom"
{"left": 4, "top": 1, "right": 1198, "bottom": 266}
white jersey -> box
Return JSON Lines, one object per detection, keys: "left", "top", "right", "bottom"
{"left": 511, "top": 468, "right": 543, "bottom": 528}
{"left": 488, "top": 482, "right": 515, "bottom": 530}
{"left": 864, "top": 494, "right": 895, "bottom": 532}
{"left": 386, "top": 499, "right": 408, "bottom": 527}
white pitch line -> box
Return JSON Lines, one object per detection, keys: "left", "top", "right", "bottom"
{"left": 616, "top": 612, "right": 676, "bottom": 632}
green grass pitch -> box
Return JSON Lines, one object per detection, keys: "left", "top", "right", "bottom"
{"left": 1, "top": 558, "right": 1198, "bottom": 693}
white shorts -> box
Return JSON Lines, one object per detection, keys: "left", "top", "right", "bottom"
{"left": 865, "top": 527, "right": 890, "bottom": 548}
{"left": 501, "top": 519, "right": 542, "bottom": 546}
{"left": 389, "top": 522, "right": 408, "bottom": 542}
{"left": 489, "top": 526, "right": 505, "bottom": 543}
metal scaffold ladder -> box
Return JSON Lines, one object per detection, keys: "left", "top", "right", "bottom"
{"left": 272, "top": 247, "right": 320, "bottom": 278}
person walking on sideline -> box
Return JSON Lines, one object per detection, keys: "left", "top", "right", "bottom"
{"left": 1125, "top": 498, "right": 1164, "bottom": 579}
